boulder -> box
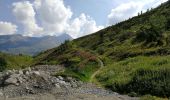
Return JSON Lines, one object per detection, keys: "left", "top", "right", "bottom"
{"left": 4, "top": 74, "right": 20, "bottom": 86}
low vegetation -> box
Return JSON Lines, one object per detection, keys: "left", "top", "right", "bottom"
{"left": 0, "top": 52, "right": 33, "bottom": 71}
{"left": 35, "top": 41, "right": 100, "bottom": 81}
{"left": 96, "top": 56, "right": 170, "bottom": 97}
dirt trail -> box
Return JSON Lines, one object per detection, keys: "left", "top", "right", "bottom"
{"left": 90, "top": 58, "right": 104, "bottom": 82}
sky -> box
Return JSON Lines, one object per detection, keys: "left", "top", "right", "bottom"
{"left": 0, "top": 0, "right": 168, "bottom": 38}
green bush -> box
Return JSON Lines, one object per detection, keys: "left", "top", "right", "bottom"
{"left": 0, "top": 57, "right": 7, "bottom": 72}
{"left": 126, "top": 69, "right": 170, "bottom": 97}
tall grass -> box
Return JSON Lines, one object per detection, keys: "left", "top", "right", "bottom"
{"left": 96, "top": 56, "right": 170, "bottom": 97}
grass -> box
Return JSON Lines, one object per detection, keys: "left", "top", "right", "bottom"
{"left": 140, "top": 95, "right": 169, "bottom": 100}
{"left": 0, "top": 52, "right": 33, "bottom": 71}
{"left": 56, "top": 61, "right": 99, "bottom": 81}
{"left": 96, "top": 55, "right": 170, "bottom": 97}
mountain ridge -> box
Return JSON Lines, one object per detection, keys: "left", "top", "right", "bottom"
{"left": 0, "top": 34, "right": 72, "bottom": 55}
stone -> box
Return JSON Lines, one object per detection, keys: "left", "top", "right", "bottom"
{"left": 0, "top": 91, "right": 3, "bottom": 97}
{"left": 27, "top": 67, "right": 31, "bottom": 72}
{"left": 5, "top": 70, "right": 13, "bottom": 75}
{"left": 18, "top": 70, "right": 23, "bottom": 75}
{"left": 32, "top": 71, "right": 40, "bottom": 76}
{"left": 17, "top": 77, "right": 23, "bottom": 84}
{"left": 58, "top": 80, "right": 67, "bottom": 86}
{"left": 58, "top": 76, "right": 63, "bottom": 80}
{"left": 5, "top": 77, "right": 18, "bottom": 86}
{"left": 4, "top": 74, "right": 20, "bottom": 86}
{"left": 71, "top": 83, "right": 78, "bottom": 88}
{"left": 66, "top": 77, "right": 73, "bottom": 82}
{"left": 55, "top": 84, "right": 60, "bottom": 88}
{"left": 25, "top": 71, "right": 30, "bottom": 75}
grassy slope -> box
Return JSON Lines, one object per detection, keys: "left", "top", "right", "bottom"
{"left": 34, "top": 42, "right": 100, "bottom": 81}
{"left": 0, "top": 52, "right": 33, "bottom": 71}
{"left": 35, "top": 1, "right": 170, "bottom": 98}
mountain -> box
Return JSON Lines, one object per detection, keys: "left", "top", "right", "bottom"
{"left": 0, "top": 34, "right": 72, "bottom": 55}
{"left": 34, "top": 1, "right": 170, "bottom": 97}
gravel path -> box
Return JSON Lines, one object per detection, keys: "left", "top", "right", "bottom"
{"left": 0, "top": 65, "right": 139, "bottom": 100}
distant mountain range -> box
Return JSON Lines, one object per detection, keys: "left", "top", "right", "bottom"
{"left": 0, "top": 34, "right": 72, "bottom": 55}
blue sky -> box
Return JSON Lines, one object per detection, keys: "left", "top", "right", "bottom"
{"left": 0, "top": 0, "right": 168, "bottom": 38}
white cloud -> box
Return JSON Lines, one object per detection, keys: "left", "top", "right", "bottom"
{"left": 34, "top": 0, "right": 72, "bottom": 36}
{"left": 108, "top": 0, "right": 168, "bottom": 25}
{"left": 0, "top": 21, "right": 17, "bottom": 35}
{"left": 66, "top": 14, "right": 104, "bottom": 38}
{"left": 12, "top": 1, "right": 43, "bottom": 36}
{"left": 12, "top": 0, "right": 104, "bottom": 38}
{"left": 108, "top": 2, "right": 143, "bottom": 25}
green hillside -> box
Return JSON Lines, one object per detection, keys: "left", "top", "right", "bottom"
{"left": 35, "top": 1, "right": 170, "bottom": 98}
{"left": 0, "top": 52, "right": 33, "bottom": 71}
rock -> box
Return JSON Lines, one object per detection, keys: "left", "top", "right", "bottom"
{"left": 27, "top": 67, "right": 31, "bottom": 72}
{"left": 4, "top": 74, "right": 20, "bottom": 86}
{"left": 18, "top": 70, "right": 23, "bottom": 75}
{"left": 58, "top": 80, "right": 67, "bottom": 86}
{"left": 54, "top": 84, "right": 60, "bottom": 88}
{"left": 32, "top": 71, "right": 40, "bottom": 76}
{"left": 66, "top": 77, "right": 73, "bottom": 82}
{"left": 5, "top": 77, "right": 18, "bottom": 86}
{"left": 25, "top": 71, "right": 30, "bottom": 75}
{"left": 71, "top": 82, "right": 78, "bottom": 88}
{"left": 5, "top": 70, "right": 13, "bottom": 75}
{"left": 0, "top": 91, "right": 3, "bottom": 97}
{"left": 17, "top": 77, "right": 23, "bottom": 84}
{"left": 58, "top": 76, "right": 63, "bottom": 80}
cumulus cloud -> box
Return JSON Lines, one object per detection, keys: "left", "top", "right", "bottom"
{"left": 12, "top": 0, "right": 104, "bottom": 38}
{"left": 108, "top": 0, "right": 168, "bottom": 25}
{"left": 66, "top": 14, "right": 104, "bottom": 38}
{"left": 12, "top": 1, "right": 43, "bottom": 36}
{"left": 108, "top": 2, "right": 143, "bottom": 25}
{"left": 0, "top": 21, "right": 17, "bottom": 35}
{"left": 34, "top": 0, "right": 72, "bottom": 36}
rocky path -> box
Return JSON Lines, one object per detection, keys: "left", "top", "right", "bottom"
{"left": 0, "top": 65, "right": 139, "bottom": 100}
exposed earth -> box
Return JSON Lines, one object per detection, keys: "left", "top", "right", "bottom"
{"left": 0, "top": 65, "right": 139, "bottom": 100}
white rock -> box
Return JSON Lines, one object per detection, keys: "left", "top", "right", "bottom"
{"left": 18, "top": 70, "right": 23, "bottom": 75}
{"left": 58, "top": 76, "right": 63, "bottom": 80}
{"left": 27, "top": 67, "right": 31, "bottom": 72}
{"left": 32, "top": 71, "right": 40, "bottom": 76}
{"left": 0, "top": 91, "right": 3, "bottom": 96}
{"left": 25, "top": 71, "right": 30, "bottom": 75}
{"left": 55, "top": 84, "right": 60, "bottom": 88}
{"left": 4, "top": 74, "right": 21, "bottom": 85}
{"left": 4, "top": 76, "right": 19, "bottom": 86}
{"left": 58, "top": 80, "right": 67, "bottom": 86}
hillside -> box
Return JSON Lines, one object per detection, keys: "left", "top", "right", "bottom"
{"left": 35, "top": 0, "right": 170, "bottom": 98}
{"left": 0, "top": 34, "right": 72, "bottom": 55}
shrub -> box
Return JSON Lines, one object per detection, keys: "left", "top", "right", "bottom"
{"left": 0, "top": 57, "right": 7, "bottom": 72}
{"left": 126, "top": 69, "right": 170, "bottom": 97}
